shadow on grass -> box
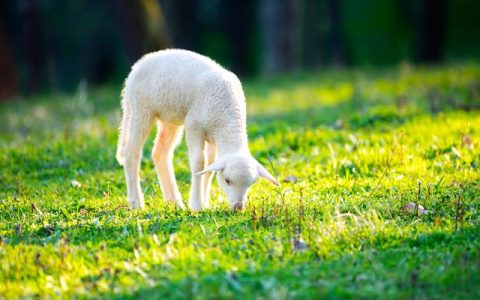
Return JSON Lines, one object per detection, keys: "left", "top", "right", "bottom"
{"left": 91, "top": 225, "right": 480, "bottom": 299}
{"left": 4, "top": 208, "right": 248, "bottom": 249}
{"left": 4, "top": 174, "right": 479, "bottom": 250}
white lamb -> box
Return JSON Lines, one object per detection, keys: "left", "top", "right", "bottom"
{"left": 116, "top": 49, "right": 278, "bottom": 211}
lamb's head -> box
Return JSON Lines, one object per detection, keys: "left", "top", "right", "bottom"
{"left": 197, "top": 153, "right": 279, "bottom": 210}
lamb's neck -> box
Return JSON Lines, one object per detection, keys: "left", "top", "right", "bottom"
{"left": 213, "top": 121, "right": 249, "bottom": 157}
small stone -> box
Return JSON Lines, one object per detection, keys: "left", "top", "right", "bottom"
{"left": 71, "top": 180, "right": 82, "bottom": 188}
{"left": 462, "top": 134, "right": 474, "bottom": 150}
{"left": 403, "top": 202, "right": 427, "bottom": 216}
{"left": 417, "top": 205, "right": 426, "bottom": 215}
{"left": 293, "top": 237, "right": 309, "bottom": 252}
{"left": 334, "top": 119, "right": 344, "bottom": 129}
{"left": 284, "top": 175, "right": 298, "bottom": 183}
{"left": 14, "top": 224, "right": 22, "bottom": 235}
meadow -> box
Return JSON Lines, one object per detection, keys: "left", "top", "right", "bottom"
{"left": 0, "top": 63, "right": 479, "bottom": 299}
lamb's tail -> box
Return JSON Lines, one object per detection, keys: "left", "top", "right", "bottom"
{"left": 116, "top": 88, "right": 131, "bottom": 166}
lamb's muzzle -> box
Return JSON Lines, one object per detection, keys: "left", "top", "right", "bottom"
{"left": 232, "top": 202, "right": 245, "bottom": 211}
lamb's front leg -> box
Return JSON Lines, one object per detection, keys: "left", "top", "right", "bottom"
{"left": 186, "top": 129, "right": 206, "bottom": 211}
{"left": 203, "top": 142, "right": 217, "bottom": 208}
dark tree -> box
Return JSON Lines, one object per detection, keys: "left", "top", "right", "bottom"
{"left": 0, "top": 23, "right": 16, "bottom": 100}
{"left": 260, "top": 0, "right": 300, "bottom": 74}
{"left": 108, "top": 0, "right": 171, "bottom": 64}
{"left": 301, "top": 0, "right": 323, "bottom": 69}
{"left": 325, "top": 0, "right": 345, "bottom": 66}
{"left": 418, "top": 0, "right": 446, "bottom": 62}
{"left": 162, "top": 0, "right": 201, "bottom": 51}
{"left": 220, "top": 0, "right": 256, "bottom": 76}
{"left": 19, "top": 0, "right": 48, "bottom": 93}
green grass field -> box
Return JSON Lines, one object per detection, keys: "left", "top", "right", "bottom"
{"left": 1, "top": 64, "right": 479, "bottom": 299}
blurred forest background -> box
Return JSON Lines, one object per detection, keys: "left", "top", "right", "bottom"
{"left": 0, "top": 0, "right": 479, "bottom": 101}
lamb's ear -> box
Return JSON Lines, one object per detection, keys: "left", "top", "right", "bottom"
{"left": 256, "top": 162, "right": 280, "bottom": 186}
{"left": 196, "top": 160, "right": 225, "bottom": 175}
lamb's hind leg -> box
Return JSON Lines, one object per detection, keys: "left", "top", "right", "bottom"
{"left": 123, "top": 112, "right": 154, "bottom": 209}
{"left": 152, "top": 122, "right": 185, "bottom": 209}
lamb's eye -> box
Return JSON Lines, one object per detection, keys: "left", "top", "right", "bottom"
{"left": 225, "top": 178, "right": 232, "bottom": 185}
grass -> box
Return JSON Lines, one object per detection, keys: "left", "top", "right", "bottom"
{"left": 0, "top": 63, "right": 479, "bottom": 299}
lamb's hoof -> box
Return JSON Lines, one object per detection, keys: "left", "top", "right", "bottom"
{"left": 176, "top": 201, "right": 186, "bottom": 210}
{"left": 129, "top": 201, "right": 144, "bottom": 210}
{"left": 165, "top": 196, "right": 186, "bottom": 210}
{"left": 128, "top": 197, "right": 144, "bottom": 210}
{"left": 188, "top": 200, "right": 203, "bottom": 212}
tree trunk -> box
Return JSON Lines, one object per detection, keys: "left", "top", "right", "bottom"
{"left": 325, "top": 0, "right": 345, "bottom": 66}
{"left": 301, "top": 0, "right": 323, "bottom": 69}
{"left": 108, "top": 0, "right": 171, "bottom": 64}
{"left": 221, "top": 0, "right": 253, "bottom": 76}
{"left": 261, "top": 0, "right": 300, "bottom": 74}
{"left": 0, "top": 24, "right": 16, "bottom": 101}
{"left": 418, "top": 0, "right": 446, "bottom": 63}
{"left": 20, "top": 0, "right": 47, "bottom": 93}
{"left": 162, "top": 0, "right": 200, "bottom": 51}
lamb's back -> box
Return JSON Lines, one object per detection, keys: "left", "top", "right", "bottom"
{"left": 125, "top": 49, "right": 232, "bottom": 124}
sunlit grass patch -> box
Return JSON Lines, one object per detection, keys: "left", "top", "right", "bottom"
{"left": 0, "top": 64, "right": 479, "bottom": 299}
